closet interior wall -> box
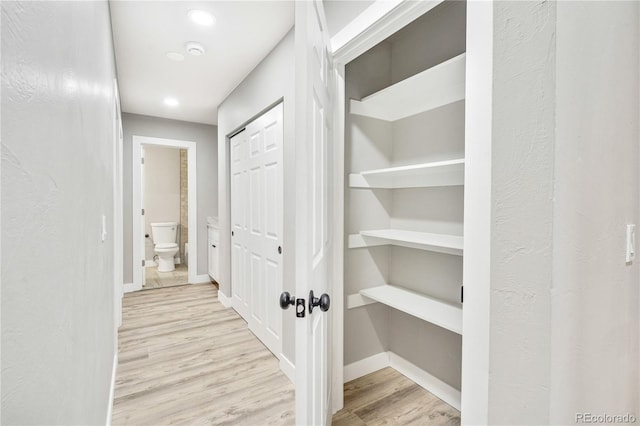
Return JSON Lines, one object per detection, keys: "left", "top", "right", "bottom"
{"left": 344, "top": 0, "right": 466, "bottom": 391}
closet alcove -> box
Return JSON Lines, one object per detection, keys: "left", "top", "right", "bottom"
{"left": 342, "top": 0, "right": 466, "bottom": 410}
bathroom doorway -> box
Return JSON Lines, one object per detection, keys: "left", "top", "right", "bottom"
{"left": 142, "top": 145, "right": 188, "bottom": 289}
{"left": 131, "top": 136, "right": 198, "bottom": 292}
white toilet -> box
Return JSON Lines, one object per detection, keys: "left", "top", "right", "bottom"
{"left": 150, "top": 222, "right": 179, "bottom": 272}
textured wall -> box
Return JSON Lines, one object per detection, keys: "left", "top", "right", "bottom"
{"left": 122, "top": 113, "right": 218, "bottom": 280}
{"left": 488, "top": 2, "right": 557, "bottom": 423}
{"left": 1, "top": 1, "right": 118, "bottom": 423}
{"left": 484, "top": 1, "right": 640, "bottom": 423}
{"left": 550, "top": 1, "right": 639, "bottom": 422}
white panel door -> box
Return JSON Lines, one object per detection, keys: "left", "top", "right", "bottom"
{"left": 140, "top": 144, "right": 146, "bottom": 287}
{"left": 230, "top": 103, "right": 284, "bottom": 357}
{"left": 294, "top": 1, "right": 335, "bottom": 424}
{"left": 230, "top": 130, "right": 250, "bottom": 320}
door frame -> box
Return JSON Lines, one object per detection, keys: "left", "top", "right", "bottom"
{"left": 130, "top": 135, "right": 198, "bottom": 291}
{"left": 113, "top": 79, "right": 124, "bottom": 331}
{"left": 329, "top": 0, "right": 493, "bottom": 423}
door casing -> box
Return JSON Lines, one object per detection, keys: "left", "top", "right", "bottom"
{"left": 130, "top": 136, "right": 199, "bottom": 292}
{"left": 330, "top": 1, "right": 493, "bottom": 424}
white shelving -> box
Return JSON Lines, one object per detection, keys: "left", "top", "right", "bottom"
{"left": 350, "top": 53, "right": 466, "bottom": 122}
{"left": 353, "top": 285, "right": 462, "bottom": 335}
{"left": 349, "top": 158, "right": 464, "bottom": 189}
{"left": 348, "top": 229, "right": 463, "bottom": 256}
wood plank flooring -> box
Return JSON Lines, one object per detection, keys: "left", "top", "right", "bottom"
{"left": 112, "top": 283, "right": 294, "bottom": 425}
{"left": 144, "top": 264, "right": 189, "bottom": 289}
{"left": 113, "top": 283, "right": 460, "bottom": 425}
{"left": 332, "top": 368, "right": 461, "bottom": 426}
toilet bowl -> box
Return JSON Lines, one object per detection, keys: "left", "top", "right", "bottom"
{"left": 150, "top": 222, "right": 179, "bottom": 272}
{"left": 155, "top": 243, "right": 179, "bottom": 272}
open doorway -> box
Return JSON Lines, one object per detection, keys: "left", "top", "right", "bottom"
{"left": 141, "top": 145, "right": 188, "bottom": 289}
{"left": 131, "top": 136, "right": 198, "bottom": 291}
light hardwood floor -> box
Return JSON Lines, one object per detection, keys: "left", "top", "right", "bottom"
{"left": 144, "top": 264, "right": 188, "bottom": 290}
{"left": 112, "top": 283, "right": 294, "bottom": 425}
{"left": 332, "top": 368, "right": 461, "bottom": 426}
{"left": 113, "top": 283, "right": 459, "bottom": 425}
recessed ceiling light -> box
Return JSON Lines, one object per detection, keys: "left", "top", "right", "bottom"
{"left": 163, "top": 97, "right": 179, "bottom": 107}
{"left": 188, "top": 10, "right": 215, "bottom": 26}
{"left": 185, "top": 41, "right": 205, "bottom": 56}
{"left": 166, "top": 52, "right": 185, "bottom": 62}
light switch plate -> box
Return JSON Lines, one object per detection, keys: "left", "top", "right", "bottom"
{"left": 102, "top": 215, "right": 107, "bottom": 242}
{"left": 626, "top": 224, "right": 635, "bottom": 263}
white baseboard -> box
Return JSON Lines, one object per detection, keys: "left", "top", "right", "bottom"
{"left": 279, "top": 354, "right": 295, "bottom": 384}
{"left": 123, "top": 283, "right": 140, "bottom": 293}
{"left": 389, "top": 352, "right": 461, "bottom": 411}
{"left": 344, "top": 352, "right": 390, "bottom": 383}
{"left": 192, "top": 274, "right": 212, "bottom": 284}
{"left": 106, "top": 352, "right": 117, "bottom": 426}
{"left": 343, "top": 351, "right": 461, "bottom": 411}
{"left": 217, "top": 289, "right": 232, "bottom": 308}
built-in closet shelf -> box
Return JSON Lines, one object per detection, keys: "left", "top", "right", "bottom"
{"left": 348, "top": 229, "right": 463, "bottom": 256}
{"left": 349, "top": 158, "right": 464, "bottom": 189}
{"left": 349, "top": 53, "right": 466, "bottom": 122}
{"left": 349, "top": 285, "right": 462, "bottom": 335}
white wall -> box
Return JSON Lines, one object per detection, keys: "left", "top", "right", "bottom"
{"left": 323, "top": 0, "right": 374, "bottom": 38}
{"left": 550, "top": 1, "right": 639, "bottom": 423}
{"left": 122, "top": 113, "right": 217, "bottom": 279}
{"left": 1, "top": 1, "right": 118, "bottom": 423}
{"left": 217, "top": 28, "right": 295, "bottom": 363}
{"left": 488, "top": 2, "right": 556, "bottom": 423}
{"left": 480, "top": 1, "right": 640, "bottom": 424}
{"left": 144, "top": 145, "right": 181, "bottom": 261}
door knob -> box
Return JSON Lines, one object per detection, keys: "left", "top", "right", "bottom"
{"left": 280, "top": 292, "right": 306, "bottom": 317}
{"left": 308, "top": 290, "right": 330, "bottom": 313}
{"left": 280, "top": 292, "right": 294, "bottom": 309}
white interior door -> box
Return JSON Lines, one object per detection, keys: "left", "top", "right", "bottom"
{"left": 294, "top": 1, "right": 335, "bottom": 424}
{"left": 140, "top": 145, "right": 146, "bottom": 287}
{"left": 230, "top": 104, "right": 284, "bottom": 357}
{"left": 231, "top": 129, "right": 250, "bottom": 319}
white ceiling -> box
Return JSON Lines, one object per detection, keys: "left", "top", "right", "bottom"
{"left": 110, "top": 1, "right": 294, "bottom": 125}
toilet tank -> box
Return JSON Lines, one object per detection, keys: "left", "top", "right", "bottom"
{"left": 150, "top": 222, "right": 178, "bottom": 244}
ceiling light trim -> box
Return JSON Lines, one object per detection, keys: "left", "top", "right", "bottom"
{"left": 188, "top": 10, "right": 215, "bottom": 27}
{"left": 163, "top": 97, "right": 179, "bottom": 107}
{"left": 185, "top": 41, "right": 205, "bottom": 56}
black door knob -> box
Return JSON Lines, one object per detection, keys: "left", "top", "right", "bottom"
{"left": 280, "top": 292, "right": 294, "bottom": 309}
{"left": 308, "top": 290, "right": 330, "bottom": 313}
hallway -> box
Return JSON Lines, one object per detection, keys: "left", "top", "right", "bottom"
{"left": 112, "top": 284, "right": 294, "bottom": 425}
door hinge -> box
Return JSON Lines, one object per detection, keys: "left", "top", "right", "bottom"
{"left": 141, "top": 208, "right": 145, "bottom": 215}
{"left": 141, "top": 157, "right": 145, "bottom": 164}
{"left": 142, "top": 259, "right": 146, "bottom": 267}
{"left": 461, "top": 285, "right": 464, "bottom": 303}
